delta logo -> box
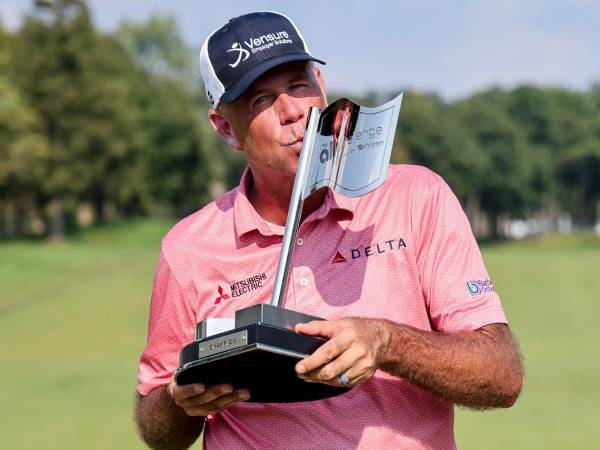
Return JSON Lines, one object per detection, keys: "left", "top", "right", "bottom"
{"left": 332, "top": 238, "right": 407, "bottom": 263}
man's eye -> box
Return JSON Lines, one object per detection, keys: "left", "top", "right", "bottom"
{"left": 290, "top": 83, "right": 308, "bottom": 90}
{"left": 252, "top": 95, "right": 269, "bottom": 108}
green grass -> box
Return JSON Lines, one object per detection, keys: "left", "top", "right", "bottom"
{"left": 1, "top": 222, "right": 598, "bottom": 449}
{"left": 455, "top": 233, "right": 600, "bottom": 449}
{"left": 0, "top": 220, "right": 174, "bottom": 450}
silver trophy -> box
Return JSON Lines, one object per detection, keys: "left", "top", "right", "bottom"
{"left": 176, "top": 94, "right": 403, "bottom": 403}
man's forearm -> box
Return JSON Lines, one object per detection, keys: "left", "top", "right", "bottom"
{"left": 379, "top": 322, "right": 523, "bottom": 409}
{"left": 135, "top": 386, "right": 205, "bottom": 450}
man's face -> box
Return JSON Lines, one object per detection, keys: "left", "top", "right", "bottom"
{"left": 211, "top": 61, "right": 327, "bottom": 185}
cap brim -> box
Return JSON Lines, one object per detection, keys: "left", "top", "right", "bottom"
{"left": 220, "top": 53, "right": 326, "bottom": 104}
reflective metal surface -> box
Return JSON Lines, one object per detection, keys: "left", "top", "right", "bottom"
{"left": 196, "top": 317, "right": 236, "bottom": 339}
{"left": 304, "top": 93, "right": 403, "bottom": 198}
{"left": 270, "top": 107, "right": 320, "bottom": 307}
{"left": 197, "top": 330, "right": 248, "bottom": 358}
{"left": 270, "top": 94, "right": 403, "bottom": 307}
{"left": 235, "top": 303, "right": 322, "bottom": 329}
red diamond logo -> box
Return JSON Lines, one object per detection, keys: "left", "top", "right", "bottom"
{"left": 333, "top": 251, "right": 347, "bottom": 263}
{"left": 214, "top": 285, "right": 230, "bottom": 304}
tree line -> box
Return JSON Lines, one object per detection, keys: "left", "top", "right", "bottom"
{"left": 1, "top": 0, "right": 599, "bottom": 240}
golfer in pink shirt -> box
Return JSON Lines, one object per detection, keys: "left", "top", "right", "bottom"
{"left": 135, "top": 11, "right": 523, "bottom": 450}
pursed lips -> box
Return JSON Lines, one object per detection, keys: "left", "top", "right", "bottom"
{"left": 284, "top": 136, "right": 305, "bottom": 154}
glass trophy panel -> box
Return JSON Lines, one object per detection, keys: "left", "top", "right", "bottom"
{"left": 303, "top": 94, "right": 403, "bottom": 199}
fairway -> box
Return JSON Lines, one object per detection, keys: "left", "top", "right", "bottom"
{"left": 1, "top": 220, "right": 598, "bottom": 449}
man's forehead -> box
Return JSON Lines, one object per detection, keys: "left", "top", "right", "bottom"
{"left": 244, "top": 61, "right": 314, "bottom": 96}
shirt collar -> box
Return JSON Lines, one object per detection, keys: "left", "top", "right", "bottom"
{"left": 233, "top": 167, "right": 356, "bottom": 239}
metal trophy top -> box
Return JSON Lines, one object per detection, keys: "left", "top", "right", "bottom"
{"left": 270, "top": 94, "right": 404, "bottom": 307}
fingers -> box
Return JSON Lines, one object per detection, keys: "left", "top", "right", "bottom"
{"left": 295, "top": 320, "right": 337, "bottom": 338}
{"left": 169, "top": 382, "right": 205, "bottom": 400}
{"left": 299, "top": 347, "right": 354, "bottom": 386}
{"left": 295, "top": 318, "right": 382, "bottom": 388}
{"left": 295, "top": 332, "right": 346, "bottom": 374}
{"left": 298, "top": 344, "right": 375, "bottom": 387}
{"left": 169, "top": 381, "right": 250, "bottom": 416}
{"left": 185, "top": 386, "right": 250, "bottom": 416}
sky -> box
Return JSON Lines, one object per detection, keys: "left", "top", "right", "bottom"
{"left": 1, "top": 0, "right": 599, "bottom": 100}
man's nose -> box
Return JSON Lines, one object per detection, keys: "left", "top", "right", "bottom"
{"left": 276, "top": 93, "right": 304, "bottom": 125}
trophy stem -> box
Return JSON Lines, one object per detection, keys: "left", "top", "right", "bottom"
{"left": 270, "top": 107, "right": 321, "bottom": 307}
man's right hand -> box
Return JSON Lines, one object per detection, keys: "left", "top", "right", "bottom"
{"left": 167, "top": 381, "right": 251, "bottom": 416}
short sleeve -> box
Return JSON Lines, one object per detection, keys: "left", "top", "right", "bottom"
{"left": 137, "top": 251, "right": 197, "bottom": 395}
{"left": 416, "top": 178, "right": 507, "bottom": 333}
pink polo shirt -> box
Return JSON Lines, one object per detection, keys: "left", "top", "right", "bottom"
{"left": 138, "top": 164, "right": 507, "bottom": 449}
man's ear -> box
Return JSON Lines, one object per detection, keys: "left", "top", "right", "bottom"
{"left": 208, "top": 108, "right": 242, "bottom": 151}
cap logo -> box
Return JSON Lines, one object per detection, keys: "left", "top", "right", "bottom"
{"left": 243, "top": 31, "right": 291, "bottom": 51}
{"left": 225, "top": 31, "right": 294, "bottom": 69}
{"left": 226, "top": 42, "right": 250, "bottom": 68}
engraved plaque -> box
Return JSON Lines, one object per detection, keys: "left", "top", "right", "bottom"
{"left": 198, "top": 330, "right": 248, "bottom": 358}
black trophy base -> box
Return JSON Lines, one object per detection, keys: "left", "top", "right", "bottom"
{"left": 175, "top": 305, "right": 351, "bottom": 403}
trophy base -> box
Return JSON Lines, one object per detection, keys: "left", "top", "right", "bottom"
{"left": 176, "top": 305, "right": 351, "bottom": 403}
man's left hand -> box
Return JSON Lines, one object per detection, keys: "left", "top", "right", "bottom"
{"left": 294, "top": 318, "right": 390, "bottom": 387}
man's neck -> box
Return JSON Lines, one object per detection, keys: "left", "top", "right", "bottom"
{"left": 247, "top": 172, "right": 326, "bottom": 226}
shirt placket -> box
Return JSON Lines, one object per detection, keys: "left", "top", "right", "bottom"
{"left": 285, "top": 219, "right": 319, "bottom": 310}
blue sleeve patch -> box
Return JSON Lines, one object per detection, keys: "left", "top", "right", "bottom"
{"left": 466, "top": 279, "right": 495, "bottom": 296}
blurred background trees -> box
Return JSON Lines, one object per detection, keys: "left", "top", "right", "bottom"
{"left": 0, "top": 0, "right": 599, "bottom": 240}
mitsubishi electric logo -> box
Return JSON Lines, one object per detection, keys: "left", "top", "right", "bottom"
{"left": 226, "top": 42, "right": 250, "bottom": 68}
{"left": 214, "top": 285, "right": 230, "bottom": 304}
{"left": 230, "top": 273, "right": 267, "bottom": 297}
{"left": 213, "top": 273, "right": 268, "bottom": 304}
{"left": 226, "top": 31, "right": 293, "bottom": 68}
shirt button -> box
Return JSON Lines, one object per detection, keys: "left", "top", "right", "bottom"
{"left": 300, "top": 278, "right": 308, "bottom": 286}
{"left": 297, "top": 238, "right": 304, "bottom": 246}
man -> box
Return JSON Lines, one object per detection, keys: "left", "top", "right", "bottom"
{"left": 135, "top": 11, "right": 523, "bottom": 450}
